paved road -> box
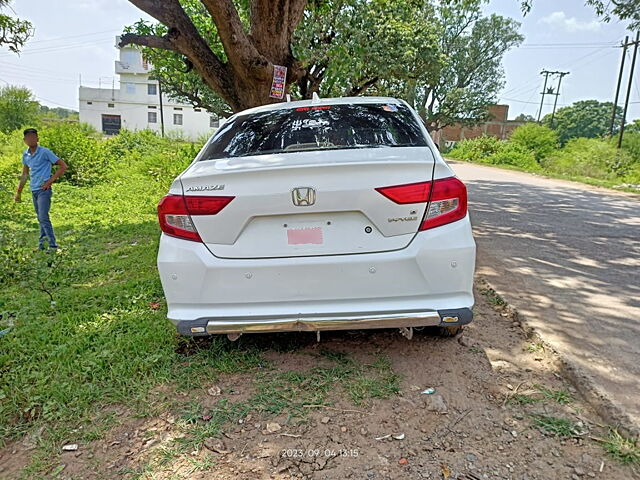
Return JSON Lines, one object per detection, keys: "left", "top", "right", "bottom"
{"left": 450, "top": 161, "right": 640, "bottom": 433}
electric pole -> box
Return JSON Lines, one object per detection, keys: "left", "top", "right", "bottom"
{"left": 610, "top": 35, "right": 629, "bottom": 136}
{"left": 537, "top": 70, "right": 552, "bottom": 122}
{"left": 617, "top": 31, "right": 640, "bottom": 149}
{"left": 550, "top": 72, "right": 569, "bottom": 128}
{"left": 538, "top": 70, "right": 569, "bottom": 123}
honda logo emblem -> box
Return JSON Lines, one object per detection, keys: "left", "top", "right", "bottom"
{"left": 291, "top": 187, "right": 316, "bottom": 206}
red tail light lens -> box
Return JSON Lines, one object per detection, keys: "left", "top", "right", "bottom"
{"left": 157, "top": 195, "right": 235, "bottom": 242}
{"left": 184, "top": 196, "right": 235, "bottom": 215}
{"left": 419, "top": 177, "right": 467, "bottom": 231}
{"left": 375, "top": 177, "right": 467, "bottom": 231}
{"left": 375, "top": 181, "right": 431, "bottom": 204}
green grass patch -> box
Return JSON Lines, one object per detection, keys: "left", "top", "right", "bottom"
{"left": 534, "top": 384, "right": 573, "bottom": 405}
{"left": 508, "top": 394, "right": 538, "bottom": 405}
{"left": 478, "top": 283, "right": 507, "bottom": 307}
{"left": 601, "top": 430, "right": 640, "bottom": 465}
{"left": 530, "top": 414, "right": 582, "bottom": 437}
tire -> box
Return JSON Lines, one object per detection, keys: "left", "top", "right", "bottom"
{"left": 437, "top": 325, "right": 464, "bottom": 337}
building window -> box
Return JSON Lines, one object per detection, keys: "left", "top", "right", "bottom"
{"left": 148, "top": 112, "right": 157, "bottom": 123}
{"left": 194, "top": 108, "right": 201, "bottom": 112}
{"left": 173, "top": 107, "right": 182, "bottom": 111}
{"left": 108, "top": 103, "right": 114, "bottom": 108}
{"left": 148, "top": 105, "right": 156, "bottom": 109}
{"left": 147, "top": 83, "right": 157, "bottom": 95}
{"left": 87, "top": 101, "right": 92, "bottom": 105}
{"left": 210, "top": 116, "right": 219, "bottom": 128}
{"left": 173, "top": 113, "right": 183, "bottom": 125}
{"left": 125, "top": 83, "right": 135, "bottom": 94}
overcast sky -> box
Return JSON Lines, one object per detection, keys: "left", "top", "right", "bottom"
{"left": 1, "top": 0, "right": 638, "bottom": 121}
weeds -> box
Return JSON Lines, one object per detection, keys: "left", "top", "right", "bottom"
{"left": 601, "top": 430, "right": 640, "bottom": 465}
{"left": 530, "top": 414, "right": 582, "bottom": 437}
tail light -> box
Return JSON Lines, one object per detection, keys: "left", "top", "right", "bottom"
{"left": 375, "top": 181, "right": 431, "bottom": 204}
{"left": 375, "top": 177, "right": 467, "bottom": 231}
{"left": 419, "top": 177, "right": 467, "bottom": 231}
{"left": 157, "top": 194, "right": 234, "bottom": 242}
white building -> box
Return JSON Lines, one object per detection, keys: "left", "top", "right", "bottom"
{"left": 79, "top": 37, "right": 218, "bottom": 139}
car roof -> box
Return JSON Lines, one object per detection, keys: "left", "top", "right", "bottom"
{"left": 235, "top": 96, "right": 405, "bottom": 117}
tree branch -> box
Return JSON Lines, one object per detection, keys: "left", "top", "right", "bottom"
{"left": 200, "top": 0, "right": 268, "bottom": 77}
{"left": 119, "top": 33, "right": 177, "bottom": 52}
{"left": 123, "top": 0, "right": 242, "bottom": 110}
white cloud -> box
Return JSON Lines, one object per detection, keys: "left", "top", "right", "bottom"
{"left": 540, "top": 11, "right": 601, "bottom": 33}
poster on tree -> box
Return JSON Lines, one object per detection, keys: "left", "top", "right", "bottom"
{"left": 269, "top": 65, "right": 287, "bottom": 99}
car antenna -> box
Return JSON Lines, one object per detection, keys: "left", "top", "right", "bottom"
{"left": 312, "top": 92, "right": 321, "bottom": 104}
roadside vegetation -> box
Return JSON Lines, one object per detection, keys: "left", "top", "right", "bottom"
{"left": 448, "top": 101, "right": 640, "bottom": 192}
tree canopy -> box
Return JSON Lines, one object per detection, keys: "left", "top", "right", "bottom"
{"left": 124, "top": 0, "right": 522, "bottom": 129}
{"left": 542, "top": 100, "right": 622, "bottom": 145}
{"left": 0, "top": 85, "right": 39, "bottom": 133}
{"left": 0, "top": 0, "right": 33, "bottom": 53}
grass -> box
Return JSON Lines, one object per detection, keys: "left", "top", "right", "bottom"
{"left": 525, "top": 342, "right": 545, "bottom": 353}
{"left": 508, "top": 394, "right": 538, "bottom": 405}
{"left": 478, "top": 282, "right": 507, "bottom": 307}
{"left": 534, "top": 384, "right": 573, "bottom": 405}
{"left": 601, "top": 430, "right": 640, "bottom": 465}
{"left": 530, "top": 414, "right": 583, "bottom": 437}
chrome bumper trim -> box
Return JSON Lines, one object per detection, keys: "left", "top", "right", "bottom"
{"left": 205, "top": 311, "right": 442, "bottom": 334}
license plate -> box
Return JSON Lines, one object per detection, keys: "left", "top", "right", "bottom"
{"left": 287, "top": 227, "right": 323, "bottom": 245}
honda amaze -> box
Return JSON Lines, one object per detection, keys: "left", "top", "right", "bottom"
{"left": 157, "top": 96, "right": 476, "bottom": 339}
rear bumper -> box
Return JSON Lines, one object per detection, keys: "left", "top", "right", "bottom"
{"left": 176, "top": 308, "right": 473, "bottom": 335}
{"left": 158, "top": 215, "right": 476, "bottom": 334}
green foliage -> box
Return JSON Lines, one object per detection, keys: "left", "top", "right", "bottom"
{"left": 0, "top": 85, "right": 40, "bottom": 134}
{"left": 125, "top": 0, "right": 523, "bottom": 126}
{"left": 448, "top": 135, "right": 504, "bottom": 163}
{"left": 38, "top": 122, "right": 111, "bottom": 186}
{"left": 543, "top": 100, "right": 621, "bottom": 145}
{"left": 0, "top": 1, "right": 34, "bottom": 53}
{"left": 486, "top": 143, "right": 539, "bottom": 170}
{"left": 602, "top": 429, "right": 640, "bottom": 465}
{"left": 544, "top": 138, "right": 635, "bottom": 180}
{"left": 509, "top": 123, "right": 558, "bottom": 163}
{"left": 0, "top": 130, "right": 199, "bottom": 443}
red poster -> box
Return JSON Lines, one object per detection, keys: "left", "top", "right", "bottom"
{"left": 269, "top": 65, "right": 287, "bottom": 99}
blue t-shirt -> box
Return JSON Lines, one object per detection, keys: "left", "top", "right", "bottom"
{"left": 22, "top": 146, "right": 60, "bottom": 191}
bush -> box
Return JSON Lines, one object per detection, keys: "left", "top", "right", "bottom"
{"left": 509, "top": 123, "right": 558, "bottom": 163}
{"left": 619, "top": 131, "right": 640, "bottom": 164}
{"left": 447, "top": 136, "right": 504, "bottom": 163}
{"left": 486, "top": 143, "right": 540, "bottom": 170}
{"left": 38, "top": 123, "right": 112, "bottom": 186}
{"left": 544, "top": 138, "right": 635, "bottom": 180}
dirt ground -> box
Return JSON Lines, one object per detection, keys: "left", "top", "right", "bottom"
{"left": 1, "top": 279, "right": 639, "bottom": 480}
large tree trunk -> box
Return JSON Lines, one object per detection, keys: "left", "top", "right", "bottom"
{"left": 120, "top": 0, "right": 307, "bottom": 112}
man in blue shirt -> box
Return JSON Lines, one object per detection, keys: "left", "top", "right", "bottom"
{"left": 14, "top": 128, "right": 68, "bottom": 250}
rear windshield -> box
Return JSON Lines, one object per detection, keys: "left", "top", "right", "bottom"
{"left": 200, "top": 103, "right": 427, "bottom": 160}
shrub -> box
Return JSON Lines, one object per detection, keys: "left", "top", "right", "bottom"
{"left": 509, "top": 123, "right": 558, "bottom": 163}
{"left": 544, "top": 138, "right": 635, "bottom": 180}
{"left": 487, "top": 143, "right": 540, "bottom": 170}
{"left": 619, "top": 131, "right": 640, "bottom": 164}
{"left": 447, "top": 136, "right": 504, "bottom": 163}
{"left": 38, "top": 123, "right": 112, "bottom": 186}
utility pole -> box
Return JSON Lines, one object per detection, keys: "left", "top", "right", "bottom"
{"left": 157, "top": 78, "right": 165, "bottom": 138}
{"left": 617, "top": 31, "right": 640, "bottom": 149}
{"left": 610, "top": 35, "right": 629, "bottom": 136}
{"left": 550, "top": 72, "right": 569, "bottom": 128}
{"left": 537, "top": 70, "right": 552, "bottom": 122}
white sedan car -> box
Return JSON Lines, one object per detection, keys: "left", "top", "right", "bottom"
{"left": 157, "top": 96, "right": 476, "bottom": 339}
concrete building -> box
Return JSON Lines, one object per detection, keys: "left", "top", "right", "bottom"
{"left": 433, "top": 105, "right": 526, "bottom": 150}
{"left": 79, "top": 37, "right": 218, "bottom": 139}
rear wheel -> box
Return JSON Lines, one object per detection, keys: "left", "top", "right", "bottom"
{"left": 437, "top": 325, "right": 464, "bottom": 337}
